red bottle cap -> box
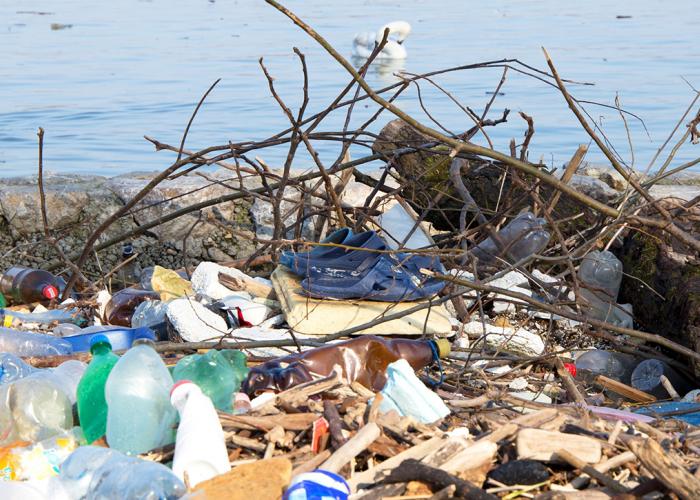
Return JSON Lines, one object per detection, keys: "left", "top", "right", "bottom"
{"left": 563, "top": 363, "right": 577, "bottom": 377}
{"left": 170, "top": 379, "right": 193, "bottom": 397}
{"left": 42, "top": 285, "right": 59, "bottom": 300}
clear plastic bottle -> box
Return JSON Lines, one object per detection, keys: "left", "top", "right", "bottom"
{"left": 0, "top": 308, "right": 85, "bottom": 328}
{"left": 0, "top": 327, "right": 73, "bottom": 357}
{"left": 472, "top": 212, "right": 550, "bottom": 265}
{"left": 105, "top": 338, "right": 176, "bottom": 455}
{"left": 77, "top": 335, "right": 119, "bottom": 444}
{"left": 0, "top": 352, "right": 36, "bottom": 384}
{"left": 573, "top": 349, "right": 638, "bottom": 384}
{"left": 131, "top": 299, "right": 169, "bottom": 328}
{"left": 577, "top": 250, "right": 633, "bottom": 327}
{"left": 172, "top": 349, "right": 248, "bottom": 412}
{"left": 170, "top": 380, "right": 230, "bottom": 487}
{"left": 58, "top": 445, "right": 186, "bottom": 499}
{"left": 117, "top": 243, "right": 142, "bottom": 288}
{"left": 0, "top": 376, "right": 73, "bottom": 446}
{"left": 29, "top": 359, "right": 87, "bottom": 404}
{"left": 0, "top": 266, "right": 63, "bottom": 304}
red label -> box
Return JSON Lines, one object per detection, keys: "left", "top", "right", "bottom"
{"left": 563, "top": 363, "right": 577, "bottom": 377}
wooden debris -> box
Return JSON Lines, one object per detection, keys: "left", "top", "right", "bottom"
{"left": 517, "top": 428, "right": 602, "bottom": 464}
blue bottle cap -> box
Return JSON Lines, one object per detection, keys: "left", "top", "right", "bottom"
{"left": 90, "top": 334, "right": 112, "bottom": 349}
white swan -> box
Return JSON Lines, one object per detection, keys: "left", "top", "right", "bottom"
{"left": 352, "top": 21, "right": 411, "bottom": 60}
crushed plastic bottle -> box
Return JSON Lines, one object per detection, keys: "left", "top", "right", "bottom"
{"left": 170, "top": 380, "right": 230, "bottom": 487}
{"left": 77, "top": 335, "right": 119, "bottom": 444}
{"left": 243, "top": 335, "right": 450, "bottom": 395}
{"left": 571, "top": 349, "right": 638, "bottom": 384}
{"left": 0, "top": 353, "right": 36, "bottom": 384}
{"left": 58, "top": 445, "right": 186, "bottom": 499}
{"left": 29, "top": 359, "right": 87, "bottom": 404}
{"left": 172, "top": 349, "right": 248, "bottom": 412}
{"left": 0, "top": 266, "right": 64, "bottom": 304}
{"left": 0, "top": 308, "right": 85, "bottom": 328}
{"left": 0, "top": 376, "right": 73, "bottom": 446}
{"left": 0, "top": 327, "right": 72, "bottom": 357}
{"left": 105, "top": 338, "right": 176, "bottom": 455}
{"left": 131, "top": 299, "right": 169, "bottom": 328}
{"left": 577, "top": 250, "right": 633, "bottom": 327}
{"left": 472, "top": 212, "right": 550, "bottom": 265}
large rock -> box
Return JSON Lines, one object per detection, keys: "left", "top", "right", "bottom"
{"left": 0, "top": 171, "right": 256, "bottom": 277}
{"left": 372, "top": 119, "right": 613, "bottom": 236}
{"left": 618, "top": 197, "right": 700, "bottom": 365}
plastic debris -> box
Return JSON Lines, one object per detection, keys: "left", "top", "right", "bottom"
{"left": 377, "top": 359, "right": 450, "bottom": 423}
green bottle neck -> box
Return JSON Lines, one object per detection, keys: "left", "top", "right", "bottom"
{"left": 90, "top": 342, "right": 113, "bottom": 356}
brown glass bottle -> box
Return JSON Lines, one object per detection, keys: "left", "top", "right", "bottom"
{"left": 242, "top": 335, "right": 450, "bottom": 396}
{"left": 104, "top": 287, "right": 160, "bottom": 326}
{"left": 0, "top": 266, "right": 62, "bottom": 305}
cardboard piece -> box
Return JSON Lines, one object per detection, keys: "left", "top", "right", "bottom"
{"left": 271, "top": 267, "right": 452, "bottom": 336}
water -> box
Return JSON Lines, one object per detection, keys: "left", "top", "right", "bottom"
{"left": 1, "top": 0, "right": 699, "bottom": 178}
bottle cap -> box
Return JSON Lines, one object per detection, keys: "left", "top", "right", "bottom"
{"left": 42, "top": 285, "right": 59, "bottom": 300}
{"left": 434, "top": 338, "right": 451, "bottom": 358}
{"left": 90, "top": 334, "right": 112, "bottom": 349}
{"left": 170, "top": 379, "right": 193, "bottom": 397}
{"left": 563, "top": 363, "right": 577, "bottom": 377}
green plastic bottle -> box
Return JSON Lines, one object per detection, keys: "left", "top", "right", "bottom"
{"left": 0, "top": 292, "right": 6, "bottom": 308}
{"left": 172, "top": 349, "right": 248, "bottom": 412}
{"left": 76, "top": 334, "right": 119, "bottom": 443}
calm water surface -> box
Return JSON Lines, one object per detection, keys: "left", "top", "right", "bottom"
{"left": 1, "top": 0, "right": 699, "bottom": 177}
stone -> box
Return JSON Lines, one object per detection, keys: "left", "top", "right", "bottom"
{"left": 0, "top": 171, "right": 255, "bottom": 275}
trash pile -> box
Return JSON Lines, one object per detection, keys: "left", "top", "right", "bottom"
{"left": 1, "top": 210, "right": 700, "bottom": 499}
{"left": 3, "top": 3, "right": 700, "bottom": 497}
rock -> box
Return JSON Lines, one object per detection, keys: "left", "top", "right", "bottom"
{"left": 618, "top": 198, "right": 700, "bottom": 368}
{"left": 372, "top": 119, "right": 616, "bottom": 236}
{"left": 0, "top": 171, "right": 255, "bottom": 275}
{"left": 488, "top": 459, "right": 550, "bottom": 486}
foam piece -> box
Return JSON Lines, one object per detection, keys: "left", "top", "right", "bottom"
{"left": 166, "top": 298, "right": 229, "bottom": 342}
{"left": 190, "top": 262, "right": 253, "bottom": 301}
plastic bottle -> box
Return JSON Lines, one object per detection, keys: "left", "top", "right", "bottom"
{"left": 0, "top": 292, "right": 6, "bottom": 308}
{"left": 0, "top": 308, "right": 85, "bottom": 328}
{"left": 77, "top": 335, "right": 119, "bottom": 444}
{"left": 29, "top": 359, "right": 87, "bottom": 404}
{"left": 243, "top": 335, "right": 451, "bottom": 395}
{"left": 0, "top": 376, "right": 73, "bottom": 446}
{"left": 472, "top": 212, "right": 550, "bottom": 265}
{"left": 172, "top": 349, "right": 248, "bottom": 412}
{"left": 0, "top": 327, "right": 73, "bottom": 357}
{"left": 170, "top": 380, "right": 230, "bottom": 487}
{"left": 577, "top": 250, "right": 633, "bottom": 327}
{"left": 0, "top": 266, "right": 63, "bottom": 304}
{"left": 631, "top": 359, "right": 694, "bottom": 399}
{"left": 1, "top": 428, "right": 83, "bottom": 481}
{"left": 131, "top": 299, "right": 169, "bottom": 328}
{"left": 117, "top": 243, "right": 142, "bottom": 289}
{"left": 105, "top": 338, "right": 176, "bottom": 455}
{"left": 58, "top": 445, "right": 186, "bottom": 499}
{"left": 0, "top": 352, "right": 36, "bottom": 384}
{"left": 103, "top": 287, "right": 160, "bottom": 326}
{"left": 570, "top": 349, "right": 639, "bottom": 384}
